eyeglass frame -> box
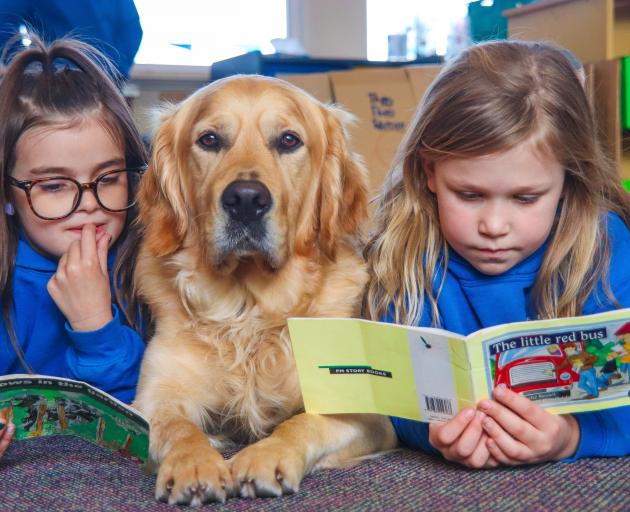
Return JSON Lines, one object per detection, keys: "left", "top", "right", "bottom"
{"left": 7, "top": 166, "right": 147, "bottom": 220}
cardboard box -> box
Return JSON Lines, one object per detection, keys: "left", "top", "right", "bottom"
{"left": 329, "top": 68, "right": 419, "bottom": 196}
{"left": 405, "top": 65, "right": 442, "bottom": 104}
{"left": 278, "top": 72, "right": 333, "bottom": 104}
{"left": 282, "top": 66, "right": 442, "bottom": 199}
{"left": 505, "top": 0, "right": 630, "bottom": 64}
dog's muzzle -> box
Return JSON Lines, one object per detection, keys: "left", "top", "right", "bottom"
{"left": 215, "top": 179, "right": 280, "bottom": 268}
{"left": 221, "top": 180, "right": 272, "bottom": 224}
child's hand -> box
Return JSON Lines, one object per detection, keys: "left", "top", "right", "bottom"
{"left": 48, "top": 224, "right": 113, "bottom": 332}
{"left": 0, "top": 420, "right": 15, "bottom": 460}
{"left": 428, "top": 408, "right": 499, "bottom": 468}
{"left": 478, "top": 385, "right": 580, "bottom": 464}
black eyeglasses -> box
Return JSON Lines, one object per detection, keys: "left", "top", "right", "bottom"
{"left": 8, "top": 167, "right": 146, "bottom": 220}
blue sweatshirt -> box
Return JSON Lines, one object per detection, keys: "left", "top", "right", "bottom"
{"left": 391, "top": 212, "right": 630, "bottom": 460}
{"left": 0, "top": 0, "right": 142, "bottom": 78}
{"left": 0, "top": 235, "right": 145, "bottom": 403}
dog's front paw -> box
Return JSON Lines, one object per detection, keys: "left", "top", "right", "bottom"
{"left": 156, "top": 445, "right": 234, "bottom": 506}
{"left": 229, "top": 438, "right": 306, "bottom": 498}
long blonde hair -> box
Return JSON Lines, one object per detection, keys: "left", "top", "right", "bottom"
{"left": 365, "top": 40, "right": 630, "bottom": 326}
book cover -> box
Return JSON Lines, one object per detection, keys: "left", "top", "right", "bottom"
{"left": 288, "top": 308, "right": 630, "bottom": 422}
{"left": 0, "top": 374, "right": 149, "bottom": 463}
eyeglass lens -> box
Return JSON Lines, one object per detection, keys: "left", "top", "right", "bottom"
{"left": 29, "top": 170, "right": 141, "bottom": 219}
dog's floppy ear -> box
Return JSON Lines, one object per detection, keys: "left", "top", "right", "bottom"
{"left": 317, "top": 106, "right": 369, "bottom": 260}
{"left": 138, "top": 105, "right": 190, "bottom": 257}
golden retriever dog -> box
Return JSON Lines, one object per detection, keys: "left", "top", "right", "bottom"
{"left": 133, "top": 75, "right": 396, "bottom": 506}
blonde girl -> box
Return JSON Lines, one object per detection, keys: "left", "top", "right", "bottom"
{"left": 365, "top": 40, "right": 630, "bottom": 467}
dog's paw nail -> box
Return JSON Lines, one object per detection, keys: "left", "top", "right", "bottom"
{"left": 239, "top": 481, "right": 256, "bottom": 499}
{"left": 280, "top": 479, "right": 299, "bottom": 495}
{"left": 276, "top": 471, "right": 284, "bottom": 482}
{"left": 165, "top": 478, "right": 174, "bottom": 491}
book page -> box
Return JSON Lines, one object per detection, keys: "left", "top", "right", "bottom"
{"left": 470, "top": 308, "right": 630, "bottom": 414}
{"left": 0, "top": 374, "right": 149, "bottom": 464}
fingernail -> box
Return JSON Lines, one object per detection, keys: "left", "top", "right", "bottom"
{"left": 7, "top": 423, "right": 15, "bottom": 433}
{"left": 476, "top": 410, "right": 486, "bottom": 420}
{"left": 478, "top": 400, "right": 491, "bottom": 411}
{"left": 463, "top": 408, "right": 475, "bottom": 419}
{"left": 483, "top": 417, "right": 493, "bottom": 429}
{"left": 494, "top": 384, "right": 507, "bottom": 397}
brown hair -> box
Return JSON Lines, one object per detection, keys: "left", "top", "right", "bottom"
{"left": 365, "top": 40, "right": 630, "bottom": 326}
{"left": 0, "top": 35, "right": 149, "bottom": 371}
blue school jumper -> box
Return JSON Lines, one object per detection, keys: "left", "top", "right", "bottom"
{"left": 0, "top": 235, "right": 145, "bottom": 403}
{"left": 390, "top": 213, "right": 630, "bottom": 460}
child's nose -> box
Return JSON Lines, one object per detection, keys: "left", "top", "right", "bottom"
{"left": 478, "top": 202, "right": 509, "bottom": 237}
{"left": 76, "top": 187, "right": 100, "bottom": 213}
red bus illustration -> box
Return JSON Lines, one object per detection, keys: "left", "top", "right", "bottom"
{"left": 493, "top": 342, "right": 584, "bottom": 399}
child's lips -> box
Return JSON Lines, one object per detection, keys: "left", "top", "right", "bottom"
{"left": 67, "top": 224, "right": 107, "bottom": 236}
{"left": 476, "top": 247, "right": 510, "bottom": 254}
{"left": 474, "top": 247, "right": 513, "bottom": 259}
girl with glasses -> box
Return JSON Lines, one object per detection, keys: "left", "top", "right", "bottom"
{"left": 0, "top": 35, "right": 150, "bottom": 459}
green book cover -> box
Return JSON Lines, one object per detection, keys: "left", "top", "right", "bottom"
{"left": 0, "top": 374, "right": 149, "bottom": 464}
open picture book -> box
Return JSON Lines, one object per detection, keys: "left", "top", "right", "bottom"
{"left": 288, "top": 308, "right": 630, "bottom": 423}
{"left": 0, "top": 374, "right": 149, "bottom": 463}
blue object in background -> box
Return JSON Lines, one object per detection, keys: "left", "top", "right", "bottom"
{"left": 210, "top": 50, "right": 442, "bottom": 81}
{"left": 468, "top": 0, "right": 536, "bottom": 42}
{"left": 0, "top": 0, "right": 143, "bottom": 79}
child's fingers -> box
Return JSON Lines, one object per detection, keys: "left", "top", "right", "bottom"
{"left": 491, "top": 385, "right": 549, "bottom": 431}
{"left": 0, "top": 422, "right": 15, "bottom": 459}
{"left": 49, "top": 251, "right": 69, "bottom": 293}
{"left": 64, "top": 239, "right": 82, "bottom": 271}
{"left": 478, "top": 398, "right": 537, "bottom": 448}
{"left": 56, "top": 247, "right": 69, "bottom": 271}
{"left": 481, "top": 414, "right": 531, "bottom": 461}
{"left": 452, "top": 411, "right": 486, "bottom": 459}
{"left": 80, "top": 223, "right": 97, "bottom": 262}
{"left": 463, "top": 432, "right": 493, "bottom": 468}
{"left": 96, "top": 232, "right": 110, "bottom": 275}
{"left": 486, "top": 437, "right": 515, "bottom": 466}
{"left": 484, "top": 457, "right": 500, "bottom": 468}
{"left": 430, "top": 408, "right": 475, "bottom": 446}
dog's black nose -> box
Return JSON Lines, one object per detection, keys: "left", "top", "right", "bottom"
{"left": 221, "top": 180, "right": 272, "bottom": 224}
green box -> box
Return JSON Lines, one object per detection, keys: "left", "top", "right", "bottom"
{"left": 621, "top": 57, "right": 630, "bottom": 130}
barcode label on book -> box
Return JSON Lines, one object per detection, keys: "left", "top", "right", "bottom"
{"left": 421, "top": 395, "right": 455, "bottom": 421}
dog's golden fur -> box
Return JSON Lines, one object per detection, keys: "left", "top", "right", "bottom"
{"left": 133, "top": 75, "right": 396, "bottom": 506}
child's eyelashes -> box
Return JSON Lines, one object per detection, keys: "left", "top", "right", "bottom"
{"left": 513, "top": 195, "right": 539, "bottom": 204}
{"left": 454, "top": 191, "right": 540, "bottom": 204}
{"left": 456, "top": 191, "right": 482, "bottom": 201}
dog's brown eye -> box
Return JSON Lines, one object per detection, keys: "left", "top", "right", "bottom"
{"left": 197, "top": 131, "right": 223, "bottom": 151}
{"left": 276, "top": 132, "right": 302, "bottom": 153}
